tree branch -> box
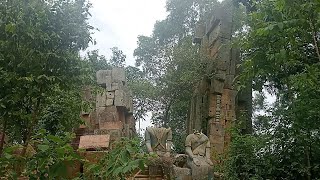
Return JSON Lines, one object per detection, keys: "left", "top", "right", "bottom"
{"left": 0, "top": 118, "right": 7, "bottom": 156}
{"left": 309, "top": 21, "right": 320, "bottom": 62}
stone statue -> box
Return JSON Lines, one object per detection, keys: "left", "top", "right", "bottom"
{"left": 145, "top": 127, "right": 174, "bottom": 179}
{"left": 145, "top": 127, "right": 172, "bottom": 157}
{"left": 185, "top": 130, "right": 213, "bottom": 180}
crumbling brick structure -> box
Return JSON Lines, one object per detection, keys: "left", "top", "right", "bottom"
{"left": 187, "top": 3, "right": 252, "bottom": 165}
{"left": 72, "top": 67, "right": 135, "bottom": 150}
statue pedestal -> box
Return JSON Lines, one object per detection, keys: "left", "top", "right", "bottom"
{"left": 173, "top": 166, "right": 192, "bottom": 180}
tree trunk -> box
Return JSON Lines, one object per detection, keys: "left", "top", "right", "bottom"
{"left": 309, "top": 19, "right": 320, "bottom": 62}
{"left": 0, "top": 118, "right": 7, "bottom": 156}
{"left": 21, "top": 97, "right": 41, "bottom": 156}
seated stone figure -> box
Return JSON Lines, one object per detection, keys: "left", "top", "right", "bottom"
{"left": 185, "top": 130, "right": 213, "bottom": 180}
{"left": 145, "top": 127, "right": 174, "bottom": 179}
{"left": 145, "top": 127, "right": 172, "bottom": 157}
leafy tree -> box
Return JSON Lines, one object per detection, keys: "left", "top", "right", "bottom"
{"left": 227, "top": 0, "right": 320, "bottom": 179}
{"left": 110, "top": 47, "right": 126, "bottom": 68}
{"left": 133, "top": 0, "right": 219, "bottom": 152}
{"left": 0, "top": 0, "right": 93, "bottom": 155}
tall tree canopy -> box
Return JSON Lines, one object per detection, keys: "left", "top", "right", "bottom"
{"left": 133, "top": 0, "right": 221, "bottom": 152}
{"left": 0, "top": 0, "right": 93, "bottom": 153}
{"left": 227, "top": 0, "right": 320, "bottom": 179}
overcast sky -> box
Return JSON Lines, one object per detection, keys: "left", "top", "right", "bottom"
{"left": 87, "top": 0, "right": 167, "bottom": 66}
{"left": 87, "top": 0, "right": 168, "bottom": 133}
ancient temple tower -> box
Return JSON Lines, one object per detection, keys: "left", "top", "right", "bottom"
{"left": 72, "top": 67, "right": 135, "bottom": 150}
{"left": 187, "top": 3, "right": 252, "bottom": 164}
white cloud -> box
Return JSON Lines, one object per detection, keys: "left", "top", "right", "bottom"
{"left": 87, "top": 0, "right": 167, "bottom": 66}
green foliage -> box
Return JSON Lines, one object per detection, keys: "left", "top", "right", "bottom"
{"left": 225, "top": 129, "right": 259, "bottom": 180}
{"left": 0, "top": 0, "right": 93, "bottom": 147}
{"left": 0, "top": 130, "right": 82, "bottom": 179}
{"left": 133, "top": 0, "right": 219, "bottom": 152}
{"left": 85, "top": 50, "right": 111, "bottom": 73}
{"left": 85, "top": 137, "right": 149, "bottom": 180}
{"left": 110, "top": 47, "right": 126, "bottom": 68}
{"left": 228, "top": 0, "right": 320, "bottom": 179}
{"left": 38, "top": 87, "right": 84, "bottom": 136}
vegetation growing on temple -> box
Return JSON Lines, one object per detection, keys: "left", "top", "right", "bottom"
{"left": 0, "top": 0, "right": 320, "bottom": 179}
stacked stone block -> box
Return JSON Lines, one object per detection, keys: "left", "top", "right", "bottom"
{"left": 188, "top": 2, "right": 252, "bottom": 165}
{"left": 75, "top": 67, "right": 135, "bottom": 151}
{"left": 94, "top": 68, "right": 134, "bottom": 142}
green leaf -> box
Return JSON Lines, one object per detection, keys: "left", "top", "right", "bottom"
{"left": 4, "top": 153, "right": 12, "bottom": 159}
{"left": 5, "top": 23, "right": 16, "bottom": 33}
{"left": 37, "top": 144, "right": 49, "bottom": 152}
{"left": 47, "top": 135, "right": 63, "bottom": 143}
{"left": 277, "top": 22, "right": 284, "bottom": 30}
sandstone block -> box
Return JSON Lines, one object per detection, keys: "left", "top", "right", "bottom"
{"left": 112, "top": 67, "right": 126, "bottom": 83}
{"left": 106, "top": 91, "right": 115, "bottom": 99}
{"left": 210, "top": 125, "right": 225, "bottom": 154}
{"left": 108, "top": 129, "right": 122, "bottom": 142}
{"left": 194, "top": 23, "right": 205, "bottom": 42}
{"left": 99, "top": 121, "right": 123, "bottom": 130}
{"left": 210, "top": 38, "right": 223, "bottom": 57}
{"left": 206, "top": 17, "right": 220, "bottom": 36}
{"left": 97, "top": 106, "right": 119, "bottom": 123}
{"left": 111, "top": 81, "right": 124, "bottom": 91}
{"left": 106, "top": 76, "right": 112, "bottom": 91}
{"left": 210, "top": 122, "right": 225, "bottom": 138}
{"left": 106, "top": 99, "right": 114, "bottom": 106}
{"left": 174, "top": 166, "right": 192, "bottom": 179}
{"left": 96, "top": 70, "right": 111, "bottom": 86}
{"left": 210, "top": 79, "right": 224, "bottom": 94}
{"left": 226, "top": 110, "right": 236, "bottom": 122}
{"left": 94, "top": 129, "right": 106, "bottom": 135}
{"left": 224, "top": 75, "right": 235, "bottom": 89}
{"left": 208, "top": 22, "right": 221, "bottom": 47}
{"left": 94, "top": 129, "right": 123, "bottom": 141}
{"left": 208, "top": 107, "right": 215, "bottom": 118}
{"left": 216, "top": 56, "right": 230, "bottom": 71}
{"left": 215, "top": 70, "right": 226, "bottom": 81}
{"left": 221, "top": 89, "right": 237, "bottom": 110}
{"left": 96, "top": 91, "right": 106, "bottom": 108}
{"left": 78, "top": 135, "right": 110, "bottom": 150}
{"left": 114, "top": 90, "right": 125, "bottom": 107}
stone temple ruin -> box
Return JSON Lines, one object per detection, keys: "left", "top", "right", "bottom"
{"left": 70, "top": 3, "right": 251, "bottom": 179}
{"left": 188, "top": 2, "right": 252, "bottom": 165}
{"left": 72, "top": 67, "right": 135, "bottom": 150}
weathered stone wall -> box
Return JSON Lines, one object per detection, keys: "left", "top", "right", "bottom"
{"left": 73, "top": 67, "right": 135, "bottom": 150}
{"left": 187, "top": 3, "right": 252, "bottom": 165}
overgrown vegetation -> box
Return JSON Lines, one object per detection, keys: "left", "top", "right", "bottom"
{"left": 226, "top": 0, "right": 320, "bottom": 179}
{"left": 0, "top": 0, "right": 93, "bottom": 155}
{"left": 0, "top": 130, "right": 81, "bottom": 179}
{"left": 133, "top": 0, "right": 219, "bottom": 152}
{"left": 1, "top": 0, "right": 320, "bottom": 179}
{"left": 84, "top": 137, "right": 149, "bottom": 180}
